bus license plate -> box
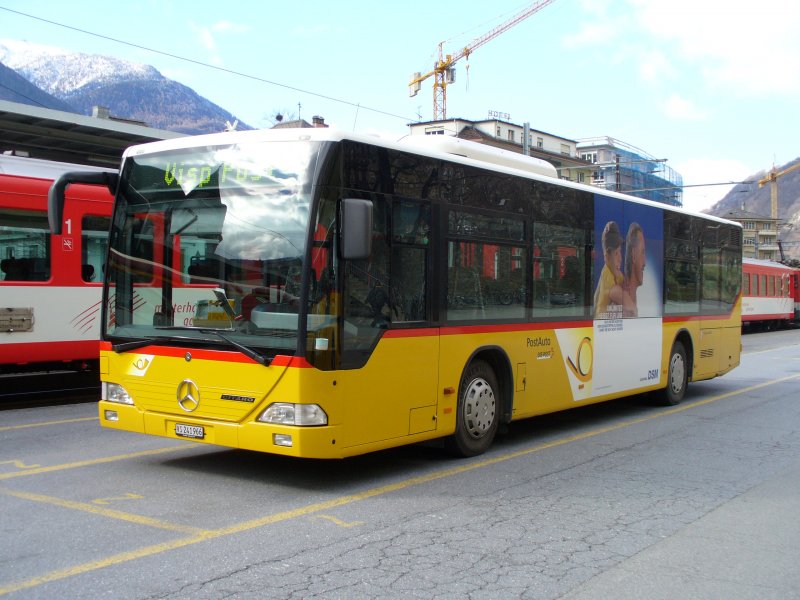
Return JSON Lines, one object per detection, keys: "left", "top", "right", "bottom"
{"left": 175, "top": 423, "right": 204, "bottom": 439}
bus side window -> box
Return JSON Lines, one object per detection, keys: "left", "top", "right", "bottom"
{"left": 391, "top": 246, "right": 426, "bottom": 321}
{"left": 390, "top": 201, "right": 429, "bottom": 322}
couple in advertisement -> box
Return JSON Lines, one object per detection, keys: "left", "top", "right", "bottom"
{"left": 593, "top": 219, "right": 647, "bottom": 320}
{"left": 562, "top": 197, "right": 663, "bottom": 399}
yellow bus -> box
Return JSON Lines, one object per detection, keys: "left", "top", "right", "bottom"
{"left": 49, "top": 128, "right": 742, "bottom": 458}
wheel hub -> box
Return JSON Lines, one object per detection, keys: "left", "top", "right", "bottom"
{"left": 464, "top": 377, "right": 496, "bottom": 439}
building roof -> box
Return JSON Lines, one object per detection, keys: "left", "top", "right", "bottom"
{"left": 723, "top": 208, "right": 777, "bottom": 221}
{"left": 0, "top": 99, "right": 183, "bottom": 168}
{"left": 412, "top": 117, "right": 577, "bottom": 143}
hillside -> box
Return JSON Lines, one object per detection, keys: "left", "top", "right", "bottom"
{"left": 0, "top": 61, "right": 76, "bottom": 112}
{"left": 0, "top": 39, "right": 251, "bottom": 134}
{"left": 707, "top": 158, "right": 800, "bottom": 260}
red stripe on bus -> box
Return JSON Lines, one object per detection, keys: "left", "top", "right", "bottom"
{"left": 99, "top": 341, "right": 306, "bottom": 367}
{"left": 441, "top": 321, "right": 592, "bottom": 335}
{"left": 663, "top": 314, "right": 734, "bottom": 324}
{"left": 99, "top": 341, "right": 258, "bottom": 363}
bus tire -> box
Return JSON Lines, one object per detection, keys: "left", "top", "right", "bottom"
{"left": 445, "top": 360, "right": 499, "bottom": 457}
{"left": 658, "top": 340, "right": 687, "bottom": 406}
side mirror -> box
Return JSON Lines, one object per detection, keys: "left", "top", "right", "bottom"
{"left": 48, "top": 171, "right": 119, "bottom": 234}
{"left": 340, "top": 198, "right": 373, "bottom": 260}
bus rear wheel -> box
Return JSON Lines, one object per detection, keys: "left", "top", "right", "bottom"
{"left": 445, "top": 360, "right": 499, "bottom": 457}
{"left": 658, "top": 340, "right": 687, "bottom": 406}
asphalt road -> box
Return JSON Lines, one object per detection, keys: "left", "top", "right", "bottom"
{"left": 1, "top": 329, "right": 799, "bottom": 599}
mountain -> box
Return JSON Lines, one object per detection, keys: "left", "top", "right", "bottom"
{"left": 0, "top": 39, "right": 251, "bottom": 134}
{"left": 707, "top": 157, "right": 800, "bottom": 260}
{"left": 0, "top": 61, "right": 76, "bottom": 111}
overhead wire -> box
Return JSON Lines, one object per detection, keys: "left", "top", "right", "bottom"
{"left": 0, "top": 6, "right": 414, "bottom": 123}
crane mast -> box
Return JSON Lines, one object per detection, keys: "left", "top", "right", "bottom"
{"left": 409, "top": 0, "right": 556, "bottom": 121}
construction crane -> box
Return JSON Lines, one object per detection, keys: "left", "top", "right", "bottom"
{"left": 758, "top": 160, "right": 800, "bottom": 220}
{"left": 409, "top": 0, "right": 556, "bottom": 121}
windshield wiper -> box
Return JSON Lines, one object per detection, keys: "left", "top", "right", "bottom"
{"left": 205, "top": 330, "right": 272, "bottom": 367}
{"left": 153, "top": 326, "right": 272, "bottom": 367}
{"left": 111, "top": 338, "right": 156, "bottom": 353}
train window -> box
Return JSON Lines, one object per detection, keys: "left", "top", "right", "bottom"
{"left": 82, "top": 215, "right": 110, "bottom": 282}
{"left": 0, "top": 209, "right": 50, "bottom": 282}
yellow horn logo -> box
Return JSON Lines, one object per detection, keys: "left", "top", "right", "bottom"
{"left": 567, "top": 336, "right": 593, "bottom": 383}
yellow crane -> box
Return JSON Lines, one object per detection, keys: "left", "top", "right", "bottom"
{"left": 758, "top": 159, "right": 800, "bottom": 220}
{"left": 409, "top": 0, "right": 556, "bottom": 121}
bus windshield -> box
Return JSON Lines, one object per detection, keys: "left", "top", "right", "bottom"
{"left": 104, "top": 140, "right": 328, "bottom": 358}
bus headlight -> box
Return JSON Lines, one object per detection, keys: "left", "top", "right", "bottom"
{"left": 258, "top": 403, "right": 327, "bottom": 426}
{"left": 102, "top": 382, "right": 134, "bottom": 405}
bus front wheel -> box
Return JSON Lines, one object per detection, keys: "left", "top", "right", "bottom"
{"left": 445, "top": 360, "right": 499, "bottom": 457}
{"left": 659, "top": 341, "right": 688, "bottom": 406}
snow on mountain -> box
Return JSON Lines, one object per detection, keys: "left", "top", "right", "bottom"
{"left": 0, "top": 39, "right": 161, "bottom": 96}
{"left": 0, "top": 39, "right": 250, "bottom": 134}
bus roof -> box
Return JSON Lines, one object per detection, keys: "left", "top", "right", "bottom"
{"left": 0, "top": 153, "right": 115, "bottom": 179}
{"left": 120, "top": 127, "right": 740, "bottom": 229}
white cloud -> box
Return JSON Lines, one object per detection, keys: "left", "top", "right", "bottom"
{"left": 568, "top": 0, "right": 800, "bottom": 95}
{"left": 630, "top": 0, "right": 800, "bottom": 94}
{"left": 673, "top": 158, "right": 755, "bottom": 213}
{"left": 637, "top": 49, "right": 677, "bottom": 84}
{"left": 189, "top": 23, "right": 216, "bottom": 52}
{"left": 663, "top": 93, "right": 707, "bottom": 120}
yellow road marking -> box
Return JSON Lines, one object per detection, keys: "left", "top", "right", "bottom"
{"left": 0, "top": 444, "right": 195, "bottom": 481}
{"left": 91, "top": 493, "right": 144, "bottom": 505}
{"left": 1, "top": 372, "right": 799, "bottom": 596}
{"left": 0, "top": 417, "right": 96, "bottom": 432}
{"left": 0, "top": 487, "right": 205, "bottom": 535}
{"left": 313, "top": 515, "right": 364, "bottom": 528}
{"left": 0, "top": 460, "right": 40, "bottom": 470}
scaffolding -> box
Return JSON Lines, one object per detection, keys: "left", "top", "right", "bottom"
{"left": 577, "top": 136, "right": 683, "bottom": 207}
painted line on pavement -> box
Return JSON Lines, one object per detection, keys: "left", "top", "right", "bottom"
{"left": 2, "top": 372, "right": 799, "bottom": 596}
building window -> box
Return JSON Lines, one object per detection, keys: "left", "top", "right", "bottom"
{"left": 537, "top": 137, "right": 544, "bottom": 148}
{"left": 496, "top": 126, "right": 501, "bottom": 137}
{"left": 508, "top": 130, "right": 515, "bottom": 142}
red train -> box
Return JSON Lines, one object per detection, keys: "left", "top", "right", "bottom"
{"left": 741, "top": 257, "right": 800, "bottom": 330}
{"left": 0, "top": 155, "right": 114, "bottom": 373}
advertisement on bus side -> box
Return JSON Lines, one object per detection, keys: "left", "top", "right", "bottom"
{"left": 558, "top": 195, "right": 664, "bottom": 400}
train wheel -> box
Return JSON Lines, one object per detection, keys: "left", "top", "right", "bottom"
{"left": 445, "top": 360, "right": 499, "bottom": 457}
{"left": 658, "top": 340, "right": 687, "bottom": 406}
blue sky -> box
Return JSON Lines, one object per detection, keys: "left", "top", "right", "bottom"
{"left": 1, "top": 0, "right": 799, "bottom": 212}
